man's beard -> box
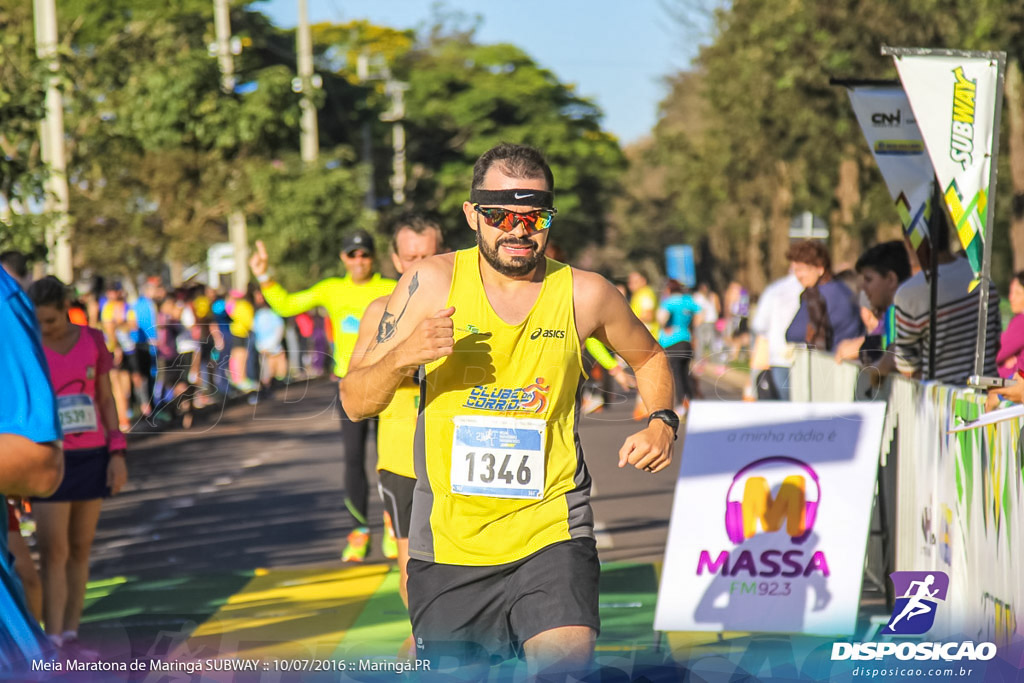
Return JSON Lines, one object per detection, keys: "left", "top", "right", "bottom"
{"left": 476, "top": 229, "right": 547, "bottom": 277}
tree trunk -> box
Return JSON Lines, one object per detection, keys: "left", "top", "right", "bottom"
{"left": 875, "top": 220, "right": 903, "bottom": 243}
{"left": 168, "top": 259, "right": 185, "bottom": 287}
{"left": 830, "top": 153, "right": 861, "bottom": 270}
{"left": 1005, "top": 60, "right": 1024, "bottom": 272}
{"left": 745, "top": 208, "right": 767, "bottom": 294}
{"left": 769, "top": 160, "right": 794, "bottom": 281}
{"left": 704, "top": 218, "right": 731, "bottom": 290}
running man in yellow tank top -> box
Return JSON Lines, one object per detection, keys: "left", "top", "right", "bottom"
{"left": 349, "top": 214, "right": 445, "bottom": 658}
{"left": 340, "top": 143, "right": 677, "bottom": 679}
{"left": 249, "top": 230, "right": 396, "bottom": 563}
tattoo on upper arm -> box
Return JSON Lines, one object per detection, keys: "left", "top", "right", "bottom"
{"left": 372, "top": 272, "right": 419, "bottom": 347}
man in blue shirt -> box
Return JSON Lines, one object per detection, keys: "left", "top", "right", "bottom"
{"left": 0, "top": 266, "right": 63, "bottom": 668}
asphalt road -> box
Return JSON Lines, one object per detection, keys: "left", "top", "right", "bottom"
{"left": 89, "top": 372, "right": 745, "bottom": 581}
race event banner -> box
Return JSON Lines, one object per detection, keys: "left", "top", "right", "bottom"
{"left": 654, "top": 401, "right": 886, "bottom": 636}
{"left": 891, "top": 53, "right": 1001, "bottom": 279}
{"left": 847, "top": 85, "right": 934, "bottom": 270}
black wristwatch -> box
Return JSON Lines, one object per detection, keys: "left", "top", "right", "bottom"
{"left": 647, "top": 409, "right": 680, "bottom": 440}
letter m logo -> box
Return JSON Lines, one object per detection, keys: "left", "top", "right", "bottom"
{"left": 741, "top": 476, "right": 807, "bottom": 539}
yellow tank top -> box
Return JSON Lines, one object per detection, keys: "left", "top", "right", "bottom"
{"left": 409, "top": 247, "right": 592, "bottom": 566}
{"left": 376, "top": 380, "right": 418, "bottom": 479}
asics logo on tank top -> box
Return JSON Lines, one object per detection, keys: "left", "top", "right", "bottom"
{"left": 530, "top": 327, "right": 566, "bottom": 340}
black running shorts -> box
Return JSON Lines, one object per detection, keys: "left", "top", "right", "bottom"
{"left": 407, "top": 537, "right": 600, "bottom": 666}
{"left": 377, "top": 469, "right": 415, "bottom": 539}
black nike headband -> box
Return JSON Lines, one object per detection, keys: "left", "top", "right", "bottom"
{"left": 469, "top": 188, "right": 554, "bottom": 209}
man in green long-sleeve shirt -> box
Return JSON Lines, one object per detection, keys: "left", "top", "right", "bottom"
{"left": 250, "top": 230, "right": 396, "bottom": 562}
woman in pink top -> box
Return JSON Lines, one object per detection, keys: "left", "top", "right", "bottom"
{"left": 997, "top": 272, "right": 1024, "bottom": 379}
{"left": 28, "top": 276, "right": 128, "bottom": 655}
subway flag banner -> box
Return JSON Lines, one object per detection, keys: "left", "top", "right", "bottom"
{"left": 654, "top": 401, "right": 886, "bottom": 637}
{"left": 847, "top": 86, "right": 935, "bottom": 272}
{"left": 892, "top": 54, "right": 1001, "bottom": 282}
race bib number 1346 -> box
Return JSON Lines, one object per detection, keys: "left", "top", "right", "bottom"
{"left": 450, "top": 416, "right": 546, "bottom": 499}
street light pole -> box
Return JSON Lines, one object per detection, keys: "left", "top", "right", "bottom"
{"left": 361, "top": 54, "right": 408, "bottom": 207}
{"left": 356, "top": 52, "right": 377, "bottom": 210}
{"left": 380, "top": 80, "right": 408, "bottom": 205}
{"left": 33, "top": 0, "right": 73, "bottom": 282}
{"left": 297, "top": 0, "right": 319, "bottom": 164}
{"left": 213, "top": 0, "right": 249, "bottom": 292}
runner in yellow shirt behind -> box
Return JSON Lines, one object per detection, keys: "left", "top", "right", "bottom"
{"left": 349, "top": 213, "right": 445, "bottom": 658}
{"left": 249, "top": 230, "right": 396, "bottom": 562}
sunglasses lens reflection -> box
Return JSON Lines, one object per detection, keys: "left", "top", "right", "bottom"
{"left": 475, "top": 206, "right": 553, "bottom": 233}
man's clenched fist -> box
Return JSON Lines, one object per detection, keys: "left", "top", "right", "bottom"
{"left": 397, "top": 307, "right": 456, "bottom": 368}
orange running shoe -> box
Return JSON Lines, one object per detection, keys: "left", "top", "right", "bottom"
{"left": 342, "top": 527, "right": 370, "bottom": 562}
{"left": 382, "top": 512, "right": 399, "bottom": 560}
{"left": 398, "top": 634, "right": 416, "bottom": 662}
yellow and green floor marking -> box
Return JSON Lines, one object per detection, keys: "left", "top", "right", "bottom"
{"left": 81, "top": 561, "right": 780, "bottom": 669}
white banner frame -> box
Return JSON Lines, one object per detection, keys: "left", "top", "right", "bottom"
{"left": 654, "top": 401, "right": 887, "bottom": 637}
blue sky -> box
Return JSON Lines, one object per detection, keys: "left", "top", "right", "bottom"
{"left": 258, "top": 0, "right": 709, "bottom": 145}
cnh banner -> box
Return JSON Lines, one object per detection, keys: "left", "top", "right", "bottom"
{"left": 892, "top": 53, "right": 1001, "bottom": 281}
{"left": 654, "top": 401, "right": 886, "bottom": 636}
{"left": 847, "top": 85, "right": 934, "bottom": 271}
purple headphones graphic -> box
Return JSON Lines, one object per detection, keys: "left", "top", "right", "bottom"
{"left": 724, "top": 456, "right": 821, "bottom": 545}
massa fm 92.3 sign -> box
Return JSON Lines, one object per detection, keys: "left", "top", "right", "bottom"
{"left": 654, "top": 401, "right": 886, "bottom": 637}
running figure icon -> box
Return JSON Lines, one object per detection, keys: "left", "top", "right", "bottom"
{"left": 520, "top": 377, "right": 550, "bottom": 413}
{"left": 887, "top": 574, "right": 939, "bottom": 630}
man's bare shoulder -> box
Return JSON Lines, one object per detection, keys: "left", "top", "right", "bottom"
{"left": 571, "top": 267, "right": 620, "bottom": 336}
{"left": 570, "top": 267, "right": 617, "bottom": 302}
{"left": 364, "top": 296, "right": 388, "bottom": 322}
{"left": 385, "top": 253, "right": 457, "bottom": 316}
{"left": 402, "top": 253, "right": 455, "bottom": 300}
{"left": 418, "top": 252, "right": 456, "bottom": 281}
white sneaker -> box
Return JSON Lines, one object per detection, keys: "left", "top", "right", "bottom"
{"left": 581, "top": 393, "right": 603, "bottom": 415}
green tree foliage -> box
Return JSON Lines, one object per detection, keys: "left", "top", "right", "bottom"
{"left": 3, "top": 3, "right": 623, "bottom": 280}
{"left": 624, "top": 0, "right": 1024, "bottom": 291}
{"left": 308, "top": 14, "right": 625, "bottom": 254}
{"left": 398, "top": 32, "right": 625, "bottom": 252}
{"left": 246, "top": 149, "right": 374, "bottom": 289}
{"left": 0, "top": 3, "right": 50, "bottom": 257}
{"left": 58, "top": 1, "right": 307, "bottom": 276}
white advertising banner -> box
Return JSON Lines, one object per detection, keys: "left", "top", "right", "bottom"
{"left": 892, "top": 54, "right": 1001, "bottom": 278}
{"left": 655, "top": 403, "right": 888, "bottom": 638}
{"left": 847, "top": 86, "right": 934, "bottom": 266}
{"left": 654, "top": 401, "right": 887, "bottom": 636}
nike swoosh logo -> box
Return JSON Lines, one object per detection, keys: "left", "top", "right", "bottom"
{"left": 513, "top": 192, "right": 534, "bottom": 199}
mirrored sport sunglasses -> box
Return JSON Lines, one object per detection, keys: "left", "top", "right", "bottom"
{"left": 473, "top": 204, "right": 557, "bottom": 233}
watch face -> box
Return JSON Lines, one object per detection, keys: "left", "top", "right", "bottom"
{"left": 651, "top": 410, "right": 679, "bottom": 431}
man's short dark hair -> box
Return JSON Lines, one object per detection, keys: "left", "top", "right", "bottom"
{"left": 786, "top": 240, "right": 832, "bottom": 273}
{"left": 472, "top": 143, "right": 554, "bottom": 192}
{"left": 855, "top": 240, "right": 912, "bottom": 283}
{"left": 388, "top": 213, "right": 445, "bottom": 254}
{"left": 0, "top": 250, "right": 28, "bottom": 279}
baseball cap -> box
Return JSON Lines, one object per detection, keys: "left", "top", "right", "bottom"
{"left": 341, "top": 230, "right": 375, "bottom": 256}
